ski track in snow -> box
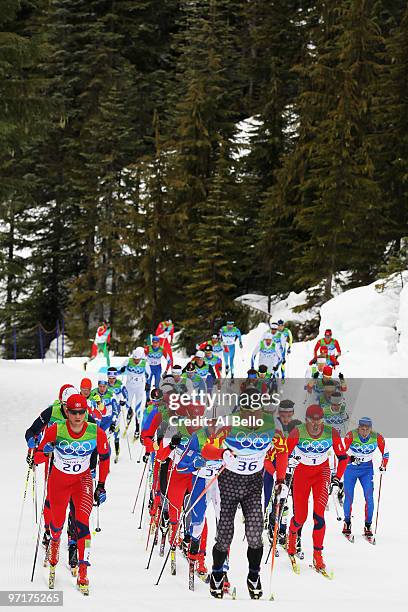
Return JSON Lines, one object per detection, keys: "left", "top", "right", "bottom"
{"left": 1, "top": 335, "right": 406, "bottom": 610}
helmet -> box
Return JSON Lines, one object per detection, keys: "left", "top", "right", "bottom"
{"left": 305, "top": 404, "right": 324, "bottom": 420}
{"left": 226, "top": 320, "right": 234, "bottom": 325}
{"left": 152, "top": 335, "right": 160, "bottom": 343}
{"left": 212, "top": 334, "right": 218, "bottom": 340}
{"left": 107, "top": 367, "right": 117, "bottom": 378}
{"left": 258, "top": 364, "right": 268, "bottom": 374}
{"left": 270, "top": 323, "right": 278, "bottom": 331}
{"left": 98, "top": 378, "right": 108, "bottom": 385}
{"left": 165, "top": 317, "right": 172, "bottom": 323}
{"left": 132, "top": 347, "right": 145, "bottom": 359}
{"left": 204, "top": 344, "right": 212, "bottom": 352}
{"left": 277, "top": 319, "right": 284, "bottom": 325}
{"left": 150, "top": 388, "right": 163, "bottom": 402}
{"left": 80, "top": 378, "right": 92, "bottom": 390}
{"left": 66, "top": 394, "right": 88, "bottom": 410}
{"left": 323, "top": 365, "right": 332, "bottom": 377}
{"left": 239, "top": 387, "right": 263, "bottom": 411}
{"left": 279, "top": 399, "right": 295, "bottom": 413}
{"left": 325, "top": 328, "right": 332, "bottom": 336}
{"left": 247, "top": 368, "right": 258, "bottom": 379}
{"left": 185, "top": 362, "right": 196, "bottom": 372}
{"left": 195, "top": 350, "right": 205, "bottom": 359}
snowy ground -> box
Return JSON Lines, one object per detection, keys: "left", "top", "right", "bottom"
{"left": 2, "top": 279, "right": 407, "bottom": 609}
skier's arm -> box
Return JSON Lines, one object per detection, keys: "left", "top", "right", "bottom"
{"left": 25, "top": 406, "right": 53, "bottom": 443}
{"left": 118, "top": 359, "right": 128, "bottom": 374}
{"left": 343, "top": 431, "right": 353, "bottom": 452}
{"left": 140, "top": 408, "right": 162, "bottom": 452}
{"left": 251, "top": 344, "right": 260, "bottom": 368}
{"left": 334, "top": 339, "right": 341, "bottom": 357}
{"left": 377, "top": 434, "right": 389, "bottom": 469}
{"left": 286, "top": 427, "right": 300, "bottom": 456}
{"left": 96, "top": 427, "right": 110, "bottom": 483}
{"left": 287, "top": 328, "right": 293, "bottom": 348}
{"left": 236, "top": 328, "right": 243, "bottom": 348}
{"left": 272, "top": 431, "right": 288, "bottom": 481}
{"left": 332, "top": 429, "right": 349, "bottom": 478}
{"left": 34, "top": 423, "right": 57, "bottom": 464}
{"left": 155, "top": 322, "right": 164, "bottom": 337}
{"left": 163, "top": 345, "right": 173, "bottom": 370}
{"left": 313, "top": 339, "right": 321, "bottom": 358}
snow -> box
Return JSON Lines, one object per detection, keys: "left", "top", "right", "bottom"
{"left": 236, "top": 290, "right": 318, "bottom": 324}
{"left": 1, "top": 275, "right": 407, "bottom": 610}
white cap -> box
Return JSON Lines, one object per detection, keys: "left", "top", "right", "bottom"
{"left": 172, "top": 365, "right": 182, "bottom": 374}
{"left": 317, "top": 357, "right": 326, "bottom": 364}
{"left": 270, "top": 323, "right": 279, "bottom": 331}
{"left": 195, "top": 350, "right": 205, "bottom": 359}
{"left": 61, "top": 386, "right": 78, "bottom": 403}
{"left": 264, "top": 332, "right": 273, "bottom": 340}
{"left": 132, "top": 347, "right": 145, "bottom": 359}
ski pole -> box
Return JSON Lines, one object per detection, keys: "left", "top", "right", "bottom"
{"left": 331, "top": 488, "right": 342, "bottom": 522}
{"left": 32, "top": 465, "right": 38, "bottom": 524}
{"left": 146, "top": 460, "right": 176, "bottom": 568}
{"left": 95, "top": 504, "right": 101, "bottom": 533}
{"left": 30, "top": 458, "right": 52, "bottom": 582}
{"left": 374, "top": 473, "right": 383, "bottom": 535}
{"left": 15, "top": 451, "right": 34, "bottom": 552}
{"left": 268, "top": 496, "right": 284, "bottom": 601}
{"left": 137, "top": 445, "right": 144, "bottom": 463}
{"left": 138, "top": 465, "right": 151, "bottom": 530}
{"left": 132, "top": 459, "right": 148, "bottom": 514}
{"left": 265, "top": 469, "right": 295, "bottom": 564}
{"left": 155, "top": 468, "right": 225, "bottom": 586}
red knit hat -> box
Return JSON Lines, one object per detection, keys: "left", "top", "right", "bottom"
{"left": 59, "top": 383, "right": 74, "bottom": 401}
{"left": 305, "top": 404, "right": 324, "bottom": 420}
{"left": 80, "top": 377, "right": 92, "bottom": 390}
{"left": 323, "top": 365, "right": 332, "bottom": 377}
{"left": 66, "top": 394, "right": 88, "bottom": 410}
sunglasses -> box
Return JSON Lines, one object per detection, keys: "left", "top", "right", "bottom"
{"left": 306, "top": 416, "right": 323, "bottom": 423}
{"left": 67, "top": 409, "right": 87, "bottom": 415}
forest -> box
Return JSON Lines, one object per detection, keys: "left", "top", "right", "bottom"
{"left": 1, "top": 0, "right": 408, "bottom": 356}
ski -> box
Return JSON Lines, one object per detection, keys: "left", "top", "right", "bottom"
{"left": 224, "top": 586, "right": 237, "bottom": 599}
{"left": 363, "top": 535, "right": 376, "bottom": 545}
{"left": 78, "top": 582, "right": 89, "bottom": 596}
{"left": 288, "top": 554, "right": 300, "bottom": 574}
{"left": 296, "top": 550, "right": 305, "bottom": 560}
{"left": 309, "top": 564, "right": 334, "bottom": 579}
{"left": 170, "top": 549, "right": 176, "bottom": 575}
{"left": 159, "top": 532, "right": 166, "bottom": 557}
{"left": 188, "top": 560, "right": 195, "bottom": 591}
{"left": 71, "top": 566, "right": 78, "bottom": 577}
{"left": 196, "top": 570, "right": 210, "bottom": 584}
{"left": 48, "top": 565, "right": 56, "bottom": 590}
{"left": 343, "top": 533, "right": 355, "bottom": 543}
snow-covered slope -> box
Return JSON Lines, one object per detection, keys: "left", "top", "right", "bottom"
{"left": 1, "top": 276, "right": 407, "bottom": 610}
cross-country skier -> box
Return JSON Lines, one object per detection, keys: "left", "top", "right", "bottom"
{"left": 202, "top": 388, "right": 288, "bottom": 599}
{"left": 285, "top": 404, "right": 349, "bottom": 574}
{"left": 320, "top": 390, "right": 349, "bottom": 435}
{"left": 203, "top": 344, "right": 222, "bottom": 381}
{"left": 88, "top": 321, "right": 111, "bottom": 367}
{"left": 198, "top": 334, "right": 225, "bottom": 360}
{"left": 89, "top": 378, "right": 120, "bottom": 461}
{"left": 34, "top": 393, "right": 110, "bottom": 595}
{"left": 220, "top": 321, "right": 243, "bottom": 380}
{"left": 251, "top": 332, "right": 282, "bottom": 378}
{"left": 276, "top": 320, "right": 293, "bottom": 379}
{"left": 342, "top": 417, "right": 389, "bottom": 539}
{"left": 155, "top": 318, "right": 175, "bottom": 344}
{"left": 119, "top": 347, "right": 150, "bottom": 440}
{"left": 313, "top": 329, "right": 341, "bottom": 363}
{"left": 145, "top": 336, "right": 172, "bottom": 389}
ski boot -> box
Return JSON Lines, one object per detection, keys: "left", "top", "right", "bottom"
{"left": 296, "top": 534, "right": 304, "bottom": 559}
{"left": 286, "top": 530, "right": 297, "bottom": 556}
{"left": 48, "top": 538, "right": 60, "bottom": 567}
{"left": 223, "top": 572, "right": 231, "bottom": 594}
{"left": 181, "top": 533, "right": 191, "bottom": 558}
{"left": 133, "top": 428, "right": 140, "bottom": 441}
{"left": 364, "top": 522, "right": 373, "bottom": 537}
{"left": 77, "top": 562, "right": 89, "bottom": 596}
{"left": 196, "top": 552, "right": 208, "bottom": 580}
{"left": 247, "top": 572, "right": 262, "bottom": 600}
{"left": 278, "top": 528, "right": 287, "bottom": 547}
{"left": 313, "top": 549, "right": 326, "bottom": 571}
{"left": 68, "top": 540, "right": 78, "bottom": 576}
{"left": 225, "top": 365, "right": 229, "bottom": 377}
{"left": 337, "top": 483, "right": 345, "bottom": 506}
{"left": 342, "top": 520, "right": 352, "bottom": 536}
{"left": 210, "top": 571, "right": 225, "bottom": 599}
{"left": 114, "top": 440, "right": 120, "bottom": 463}
{"left": 42, "top": 529, "right": 51, "bottom": 550}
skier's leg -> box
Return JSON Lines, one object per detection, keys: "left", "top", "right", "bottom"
{"left": 229, "top": 345, "right": 236, "bottom": 376}
{"left": 71, "top": 471, "right": 94, "bottom": 568}
{"left": 288, "top": 464, "right": 311, "bottom": 552}
{"left": 359, "top": 465, "right": 375, "bottom": 525}
{"left": 343, "top": 467, "right": 358, "bottom": 522}
{"left": 311, "top": 463, "right": 331, "bottom": 552}
{"left": 223, "top": 348, "right": 229, "bottom": 374}
{"left": 47, "top": 471, "right": 72, "bottom": 565}
{"left": 263, "top": 470, "right": 274, "bottom": 512}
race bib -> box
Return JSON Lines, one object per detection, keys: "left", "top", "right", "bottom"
{"left": 54, "top": 451, "right": 90, "bottom": 474}
{"left": 196, "top": 461, "right": 221, "bottom": 479}
{"left": 228, "top": 452, "right": 265, "bottom": 475}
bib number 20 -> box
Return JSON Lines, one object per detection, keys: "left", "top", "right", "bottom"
{"left": 63, "top": 462, "right": 82, "bottom": 473}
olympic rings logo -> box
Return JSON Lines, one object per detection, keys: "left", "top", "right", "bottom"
{"left": 299, "top": 439, "right": 330, "bottom": 453}
{"left": 235, "top": 431, "right": 270, "bottom": 449}
{"left": 58, "top": 440, "right": 93, "bottom": 456}
{"left": 351, "top": 443, "right": 376, "bottom": 454}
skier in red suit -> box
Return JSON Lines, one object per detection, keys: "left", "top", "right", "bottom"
{"left": 313, "top": 329, "right": 341, "bottom": 363}
{"left": 282, "top": 404, "right": 348, "bottom": 572}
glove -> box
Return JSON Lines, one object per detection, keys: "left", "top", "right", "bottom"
{"left": 169, "top": 433, "right": 182, "bottom": 450}
{"left": 379, "top": 462, "right": 387, "bottom": 472}
{"left": 313, "top": 372, "right": 319, "bottom": 379}
{"left": 43, "top": 442, "right": 55, "bottom": 454}
{"left": 93, "top": 394, "right": 101, "bottom": 403}
{"left": 120, "top": 400, "right": 126, "bottom": 407}
{"left": 27, "top": 437, "right": 36, "bottom": 449}
{"left": 309, "top": 358, "right": 316, "bottom": 365}
{"left": 126, "top": 408, "right": 133, "bottom": 424}
{"left": 339, "top": 373, "right": 344, "bottom": 380}
{"left": 26, "top": 452, "right": 34, "bottom": 468}
{"left": 281, "top": 359, "right": 286, "bottom": 365}
{"left": 274, "top": 480, "right": 289, "bottom": 500}
{"left": 91, "top": 468, "right": 96, "bottom": 480}
{"left": 239, "top": 343, "right": 243, "bottom": 349}
{"left": 222, "top": 449, "right": 236, "bottom": 468}
{"left": 193, "top": 455, "right": 206, "bottom": 469}
{"left": 94, "top": 482, "right": 106, "bottom": 505}
{"left": 143, "top": 452, "right": 150, "bottom": 464}
{"left": 109, "top": 422, "right": 116, "bottom": 434}
{"left": 273, "top": 365, "right": 279, "bottom": 372}
{"left": 287, "top": 347, "right": 291, "bottom": 354}
{"left": 330, "top": 475, "right": 341, "bottom": 494}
